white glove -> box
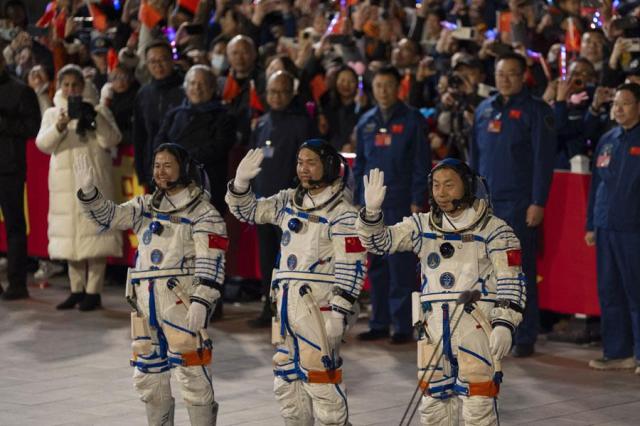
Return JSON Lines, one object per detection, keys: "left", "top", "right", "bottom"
{"left": 325, "top": 311, "right": 346, "bottom": 349}
{"left": 489, "top": 326, "right": 512, "bottom": 361}
{"left": 234, "top": 148, "right": 264, "bottom": 192}
{"left": 363, "top": 168, "right": 386, "bottom": 216}
{"left": 186, "top": 300, "right": 209, "bottom": 332}
{"left": 73, "top": 153, "right": 96, "bottom": 195}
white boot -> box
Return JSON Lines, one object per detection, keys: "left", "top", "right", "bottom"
{"left": 186, "top": 401, "right": 219, "bottom": 426}
{"left": 145, "top": 398, "right": 175, "bottom": 426}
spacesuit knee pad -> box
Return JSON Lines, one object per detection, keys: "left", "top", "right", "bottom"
{"left": 162, "top": 304, "right": 198, "bottom": 354}
{"left": 133, "top": 369, "right": 172, "bottom": 403}
{"left": 460, "top": 395, "right": 497, "bottom": 426}
{"left": 419, "top": 395, "right": 460, "bottom": 426}
{"left": 458, "top": 348, "right": 493, "bottom": 382}
{"left": 274, "top": 378, "right": 313, "bottom": 425}
{"left": 174, "top": 366, "right": 214, "bottom": 406}
{"left": 131, "top": 313, "right": 153, "bottom": 357}
{"left": 306, "top": 383, "right": 348, "bottom": 426}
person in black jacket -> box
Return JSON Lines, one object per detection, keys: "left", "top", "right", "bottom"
{"left": 133, "top": 41, "right": 185, "bottom": 187}
{"left": 247, "top": 70, "right": 318, "bottom": 327}
{"left": 101, "top": 64, "right": 139, "bottom": 147}
{"left": 0, "top": 53, "right": 40, "bottom": 300}
{"left": 154, "top": 65, "right": 236, "bottom": 214}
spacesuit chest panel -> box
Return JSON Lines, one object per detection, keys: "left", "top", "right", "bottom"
{"left": 278, "top": 207, "right": 332, "bottom": 274}
{"left": 419, "top": 233, "right": 485, "bottom": 295}
{"left": 136, "top": 213, "right": 195, "bottom": 270}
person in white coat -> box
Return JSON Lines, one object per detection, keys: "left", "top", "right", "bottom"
{"left": 75, "top": 143, "right": 225, "bottom": 426}
{"left": 226, "top": 140, "right": 367, "bottom": 426}
{"left": 36, "top": 64, "right": 122, "bottom": 311}
{"left": 356, "top": 159, "right": 526, "bottom": 425}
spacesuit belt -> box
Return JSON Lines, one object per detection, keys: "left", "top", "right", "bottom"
{"left": 466, "top": 380, "right": 500, "bottom": 397}
{"left": 306, "top": 368, "right": 343, "bottom": 384}
{"left": 420, "top": 293, "right": 496, "bottom": 304}
{"left": 168, "top": 348, "right": 212, "bottom": 367}
{"left": 130, "top": 268, "right": 193, "bottom": 281}
{"left": 273, "top": 270, "right": 335, "bottom": 284}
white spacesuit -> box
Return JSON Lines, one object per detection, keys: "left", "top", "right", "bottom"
{"left": 226, "top": 141, "right": 367, "bottom": 426}
{"left": 356, "top": 160, "right": 526, "bottom": 425}
{"left": 75, "top": 145, "right": 225, "bottom": 426}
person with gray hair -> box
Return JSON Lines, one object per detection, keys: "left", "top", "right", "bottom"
{"left": 35, "top": 64, "right": 122, "bottom": 311}
{"left": 154, "top": 64, "right": 236, "bottom": 215}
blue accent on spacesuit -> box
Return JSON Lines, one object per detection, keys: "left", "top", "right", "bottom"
{"left": 283, "top": 207, "right": 329, "bottom": 224}
{"left": 142, "top": 211, "right": 192, "bottom": 224}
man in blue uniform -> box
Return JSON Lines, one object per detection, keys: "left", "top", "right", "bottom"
{"left": 585, "top": 83, "right": 640, "bottom": 374}
{"left": 470, "top": 53, "right": 556, "bottom": 357}
{"left": 353, "top": 66, "right": 430, "bottom": 343}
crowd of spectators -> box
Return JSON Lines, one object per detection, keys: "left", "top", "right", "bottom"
{"left": 0, "top": 0, "right": 640, "bottom": 359}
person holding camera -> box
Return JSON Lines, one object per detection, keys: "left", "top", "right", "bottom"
{"left": 35, "top": 64, "right": 122, "bottom": 311}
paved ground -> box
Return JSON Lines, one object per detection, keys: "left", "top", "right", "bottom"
{"left": 0, "top": 275, "right": 639, "bottom": 426}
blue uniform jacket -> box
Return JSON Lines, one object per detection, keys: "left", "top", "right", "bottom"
{"left": 353, "top": 102, "right": 430, "bottom": 208}
{"left": 470, "top": 89, "right": 556, "bottom": 207}
{"left": 587, "top": 123, "right": 640, "bottom": 232}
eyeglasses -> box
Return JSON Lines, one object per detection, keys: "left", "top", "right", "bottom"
{"left": 495, "top": 72, "right": 523, "bottom": 79}
{"left": 147, "top": 58, "right": 171, "bottom": 66}
{"left": 267, "top": 89, "right": 292, "bottom": 96}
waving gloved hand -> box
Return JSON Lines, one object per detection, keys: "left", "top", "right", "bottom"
{"left": 489, "top": 325, "right": 512, "bottom": 361}
{"left": 73, "top": 153, "right": 96, "bottom": 195}
{"left": 186, "top": 299, "right": 210, "bottom": 332}
{"left": 325, "top": 311, "right": 346, "bottom": 349}
{"left": 363, "top": 168, "right": 386, "bottom": 216}
{"left": 234, "top": 148, "right": 264, "bottom": 192}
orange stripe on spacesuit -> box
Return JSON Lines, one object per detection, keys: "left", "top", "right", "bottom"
{"left": 307, "top": 369, "right": 342, "bottom": 384}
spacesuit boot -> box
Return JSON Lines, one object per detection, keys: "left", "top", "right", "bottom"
{"left": 186, "top": 401, "right": 219, "bottom": 426}
{"left": 145, "top": 397, "right": 175, "bottom": 426}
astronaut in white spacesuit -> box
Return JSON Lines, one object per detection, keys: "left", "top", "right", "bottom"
{"left": 226, "top": 139, "right": 367, "bottom": 426}
{"left": 74, "top": 143, "right": 226, "bottom": 426}
{"left": 356, "top": 159, "right": 526, "bottom": 425}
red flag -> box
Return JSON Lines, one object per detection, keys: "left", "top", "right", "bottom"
{"left": 310, "top": 74, "right": 327, "bottom": 103}
{"left": 54, "top": 8, "right": 67, "bottom": 39}
{"left": 345, "top": 237, "right": 365, "bottom": 253}
{"left": 507, "top": 249, "right": 522, "bottom": 266}
{"left": 208, "top": 234, "right": 229, "bottom": 251}
{"left": 222, "top": 75, "right": 241, "bottom": 103}
{"left": 36, "top": 1, "right": 57, "bottom": 28}
{"left": 497, "top": 11, "right": 512, "bottom": 34}
{"left": 88, "top": 3, "right": 108, "bottom": 32}
{"left": 398, "top": 72, "right": 411, "bottom": 101}
{"left": 139, "top": 0, "right": 163, "bottom": 29}
{"left": 178, "top": 0, "right": 200, "bottom": 14}
{"left": 107, "top": 47, "right": 118, "bottom": 72}
{"left": 249, "top": 80, "right": 264, "bottom": 113}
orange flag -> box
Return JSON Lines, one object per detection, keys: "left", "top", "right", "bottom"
{"left": 565, "top": 17, "right": 581, "bottom": 53}
{"left": 310, "top": 74, "right": 327, "bottom": 103}
{"left": 107, "top": 47, "right": 118, "bottom": 72}
{"left": 139, "top": 0, "right": 163, "bottom": 29}
{"left": 88, "top": 3, "right": 108, "bottom": 32}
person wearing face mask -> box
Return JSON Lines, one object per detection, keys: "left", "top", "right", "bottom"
{"left": 356, "top": 160, "right": 526, "bottom": 425}
{"left": 100, "top": 64, "right": 140, "bottom": 147}
{"left": 35, "top": 64, "right": 122, "bottom": 311}
{"left": 154, "top": 65, "right": 236, "bottom": 215}
{"left": 226, "top": 140, "right": 367, "bottom": 426}
{"left": 208, "top": 38, "right": 229, "bottom": 77}
{"left": 74, "top": 143, "right": 226, "bottom": 425}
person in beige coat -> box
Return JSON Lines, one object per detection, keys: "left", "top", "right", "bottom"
{"left": 36, "top": 64, "right": 122, "bottom": 311}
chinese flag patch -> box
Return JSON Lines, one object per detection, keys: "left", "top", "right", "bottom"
{"left": 345, "top": 236, "right": 365, "bottom": 253}
{"left": 506, "top": 249, "right": 522, "bottom": 266}
{"left": 630, "top": 146, "right": 640, "bottom": 156}
{"left": 391, "top": 124, "right": 405, "bottom": 134}
{"left": 509, "top": 109, "right": 522, "bottom": 120}
{"left": 209, "top": 234, "right": 229, "bottom": 251}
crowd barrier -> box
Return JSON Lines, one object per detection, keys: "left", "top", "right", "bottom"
{"left": 0, "top": 142, "right": 598, "bottom": 315}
